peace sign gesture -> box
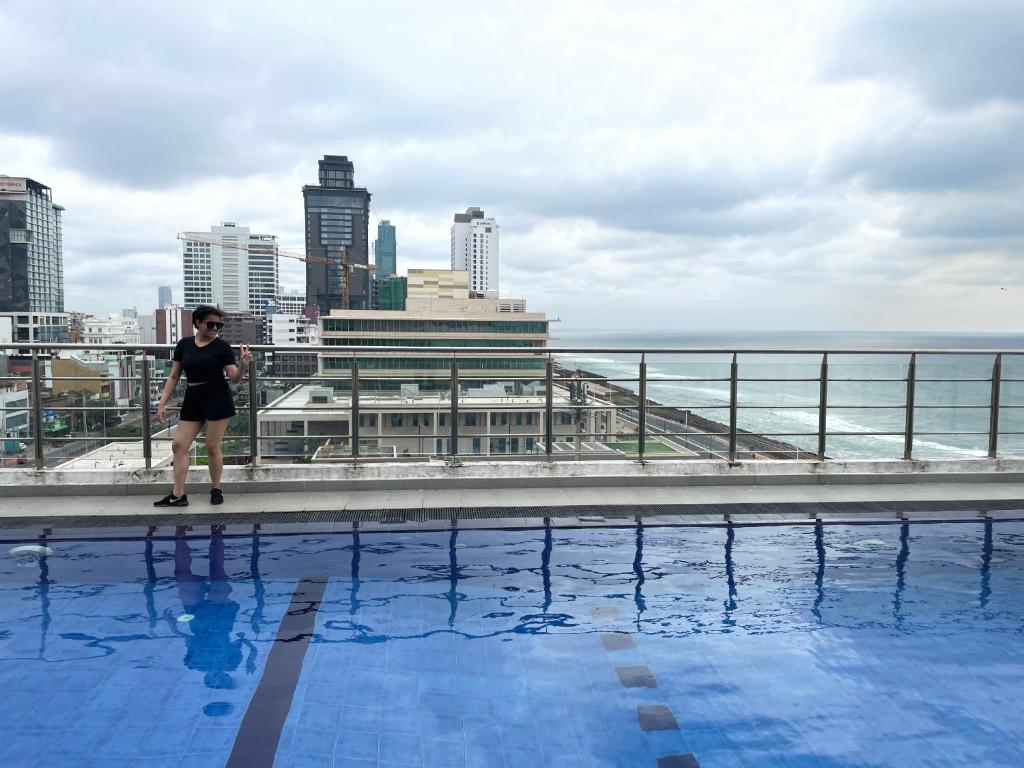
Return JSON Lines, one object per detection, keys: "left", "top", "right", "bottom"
{"left": 240, "top": 344, "right": 253, "bottom": 366}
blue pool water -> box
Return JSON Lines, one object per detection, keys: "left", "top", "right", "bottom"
{"left": 1, "top": 522, "right": 1023, "bottom": 768}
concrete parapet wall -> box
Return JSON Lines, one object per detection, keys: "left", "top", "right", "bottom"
{"left": 1, "top": 458, "right": 1024, "bottom": 497}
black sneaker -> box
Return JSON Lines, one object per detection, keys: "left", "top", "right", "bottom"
{"left": 210, "top": 488, "right": 224, "bottom": 506}
{"left": 154, "top": 493, "right": 189, "bottom": 507}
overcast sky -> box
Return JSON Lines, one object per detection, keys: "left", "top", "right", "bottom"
{"left": 2, "top": 0, "right": 1022, "bottom": 331}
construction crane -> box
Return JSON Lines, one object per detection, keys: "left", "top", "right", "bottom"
{"left": 176, "top": 233, "right": 376, "bottom": 310}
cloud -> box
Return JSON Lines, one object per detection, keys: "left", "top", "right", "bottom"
{"left": 825, "top": 0, "right": 1024, "bottom": 110}
{"left": 824, "top": 102, "right": 1024, "bottom": 192}
{"left": 1, "top": 0, "right": 1021, "bottom": 333}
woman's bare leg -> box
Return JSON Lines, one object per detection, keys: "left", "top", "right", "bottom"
{"left": 204, "top": 418, "right": 230, "bottom": 490}
{"left": 171, "top": 420, "right": 204, "bottom": 496}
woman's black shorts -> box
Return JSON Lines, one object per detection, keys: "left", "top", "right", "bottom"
{"left": 180, "top": 382, "right": 236, "bottom": 422}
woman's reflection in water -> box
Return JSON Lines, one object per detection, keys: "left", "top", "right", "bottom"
{"left": 167, "top": 527, "right": 257, "bottom": 690}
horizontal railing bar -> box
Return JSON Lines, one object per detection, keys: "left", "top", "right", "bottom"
{"left": 824, "top": 378, "right": 910, "bottom": 383}
{"left": 817, "top": 404, "right": 907, "bottom": 410}
{"left": 47, "top": 376, "right": 144, "bottom": 383}
{"left": 914, "top": 378, "right": 995, "bottom": 383}
{"left": 735, "top": 377, "right": 822, "bottom": 383}
{"left": 45, "top": 405, "right": 143, "bottom": 412}
{"left": 912, "top": 432, "right": 992, "bottom": 436}
{"left": 913, "top": 404, "right": 993, "bottom": 409}
{"left": 645, "top": 378, "right": 733, "bottom": 383}
{"left": 825, "top": 432, "right": 907, "bottom": 437}
{"left": 4, "top": 342, "right": 1024, "bottom": 355}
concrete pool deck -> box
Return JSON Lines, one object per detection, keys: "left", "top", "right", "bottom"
{"left": 0, "top": 476, "right": 1021, "bottom": 535}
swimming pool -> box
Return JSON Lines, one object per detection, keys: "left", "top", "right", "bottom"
{"left": 1, "top": 521, "right": 1022, "bottom": 767}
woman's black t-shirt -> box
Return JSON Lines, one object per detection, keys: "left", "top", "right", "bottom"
{"left": 173, "top": 337, "right": 236, "bottom": 384}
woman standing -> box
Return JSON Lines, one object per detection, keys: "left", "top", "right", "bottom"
{"left": 154, "top": 306, "right": 253, "bottom": 507}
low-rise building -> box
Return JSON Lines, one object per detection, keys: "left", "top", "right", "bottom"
{"left": 81, "top": 314, "right": 141, "bottom": 345}
{"left": 0, "top": 312, "right": 70, "bottom": 344}
{"left": 0, "top": 383, "right": 30, "bottom": 453}
{"left": 318, "top": 295, "right": 550, "bottom": 381}
{"left": 257, "top": 382, "right": 616, "bottom": 459}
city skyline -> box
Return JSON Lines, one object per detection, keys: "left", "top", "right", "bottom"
{"left": 1, "top": 1, "right": 1022, "bottom": 331}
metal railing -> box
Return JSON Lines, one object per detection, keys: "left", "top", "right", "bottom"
{"left": 1, "top": 343, "right": 1023, "bottom": 470}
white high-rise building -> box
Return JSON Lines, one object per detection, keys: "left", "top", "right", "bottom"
{"left": 276, "top": 290, "right": 307, "bottom": 315}
{"left": 181, "top": 222, "right": 279, "bottom": 314}
{"left": 450, "top": 207, "right": 498, "bottom": 297}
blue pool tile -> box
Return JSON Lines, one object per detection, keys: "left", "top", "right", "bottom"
{"left": 278, "top": 753, "right": 333, "bottom": 768}
{"left": 304, "top": 682, "right": 342, "bottom": 705}
{"left": 130, "top": 757, "right": 181, "bottom": 768}
{"left": 541, "top": 748, "right": 586, "bottom": 768}
{"left": 382, "top": 707, "right": 422, "bottom": 735}
{"left": 298, "top": 702, "right": 343, "bottom": 731}
{"left": 334, "top": 730, "right": 380, "bottom": 761}
{"left": 175, "top": 753, "right": 227, "bottom": 768}
{"left": 423, "top": 737, "right": 465, "bottom": 768}
{"left": 333, "top": 759, "right": 377, "bottom": 768}
{"left": 185, "top": 726, "right": 237, "bottom": 754}
{"left": 290, "top": 726, "right": 338, "bottom": 756}
{"left": 498, "top": 724, "right": 540, "bottom": 749}
{"left": 419, "top": 708, "right": 464, "bottom": 737}
{"left": 503, "top": 744, "right": 538, "bottom": 768}
{"left": 420, "top": 692, "right": 462, "bottom": 715}
{"left": 380, "top": 732, "right": 423, "bottom": 764}
{"left": 342, "top": 704, "right": 383, "bottom": 732}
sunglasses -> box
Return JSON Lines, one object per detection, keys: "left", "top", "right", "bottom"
{"left": 204, "top": 321, "right": 225, "bottom": 330}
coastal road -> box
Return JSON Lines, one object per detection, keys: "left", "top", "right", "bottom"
{"left": 620, "top": 408, "right": 811, "bottom": 459}
{"left": 619, "top": 409, "right": 731, "bottom": 459}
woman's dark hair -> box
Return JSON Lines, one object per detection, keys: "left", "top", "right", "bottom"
{"left": 192, "top": 305, "right": 225, "bottom": 328}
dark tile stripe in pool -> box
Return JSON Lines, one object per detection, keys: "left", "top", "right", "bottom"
{"left": 599, "top": 627, "right": 701, "bottom": 765}
{"left": 637, "top": 704, "right": 680, "bottom": 732}
{"left": 226, "top": 576, "right": 327, "bottom": 768}
{"left": 601, "top": 632, "right": 637, "bottom": 651}
{"left": 658, "top": 755, "right": 702, "bottom": 768}
{"left": 616, "top": 665, "right": 658, "bottom": 688}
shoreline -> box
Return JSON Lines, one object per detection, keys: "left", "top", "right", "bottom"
{"left": 554, "top": 362, "right": 815, "bottom": 459}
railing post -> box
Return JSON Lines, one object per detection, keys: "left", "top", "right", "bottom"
{"left": 248, "top": 356, "right": 258, "bottom": 466}
{"left": 545, "top": 357, "right": 554, "bottom": 459}
{"left": 31, "top": 350, "right": 44, "bottom": 470}
{"left": 903, "top": 353, "right": 916, "bottom": 461}
{"left": 638, "top": 355, "right": 647, "bottom": 462}
{"left": 141, "top": 352, "right": 152, "bottom": 470}
{"left": 449, "top": 358, "right": 459, "bottom": 457}
{"left": 728, "top": 353, "right": 738, "bottom": 463}
{"left": 988, "top": 353, "right": 1002, "bottom": 459}
{"left": 351, "top": 358, "right": 360, "bottom": 461}
{"left": 817, "top": 352, "right": 828, "bottom": 462}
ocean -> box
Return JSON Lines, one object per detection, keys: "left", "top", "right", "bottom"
{"left": 551, "top": 330, "right": 1024, "bottom": 460}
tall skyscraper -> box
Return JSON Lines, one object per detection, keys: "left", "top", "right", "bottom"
{"left": 451, "top": 207, "right": 498, "bottom": 297}
{"left": 374, "top": 220, "right": 397, "bottom": 279}
{"left": 158, "top": 285, "right": 172, "bottom": 309}
{"left": 181, "top": 222, "right": 279, "bottom": 314}
{"left": 0, "top": 175, "right": 64, "bottom": 312}
{"left": 303, "top": 155, "right": 372, "bottom": 313}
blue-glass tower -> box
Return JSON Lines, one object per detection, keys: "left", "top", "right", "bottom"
{"left": 374, "top": 220, "right": 397, "bottom": 280}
